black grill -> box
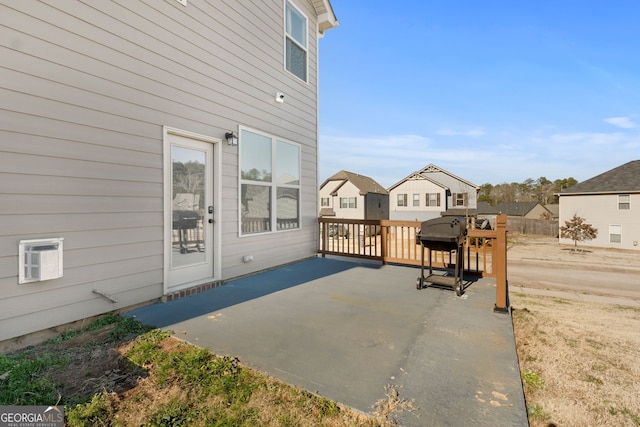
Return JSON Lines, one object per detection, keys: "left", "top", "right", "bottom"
{"left": 172, "top": 210, "right": 201, "bottom": 253}
{"left": 416, "top": 217, "right": 467, "bottom": 295}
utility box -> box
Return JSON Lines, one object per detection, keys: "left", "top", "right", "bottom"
{"left": 19, "top": 238, "right": 64, "bottom": 284}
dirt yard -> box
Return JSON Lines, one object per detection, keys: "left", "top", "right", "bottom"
{"left": 508, "top": 235, "right": 640, "bottom": 426}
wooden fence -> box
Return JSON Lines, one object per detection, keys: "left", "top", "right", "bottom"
{"left": 318, "top": 215, "right": 509, "bottom": 312}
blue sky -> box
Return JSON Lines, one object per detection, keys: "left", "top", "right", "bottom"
{"left": 318, "top": 1, "right": 640, "bottom": 188}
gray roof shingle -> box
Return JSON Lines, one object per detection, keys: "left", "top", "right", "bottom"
{"left": 321, "top": 170, "right": 388, "bottom": 195}
{"left": 560, "top": 160, "right": 640, "bottom": 194}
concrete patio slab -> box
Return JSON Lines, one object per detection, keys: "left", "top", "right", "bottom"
{"left": 126, "top": 257, "right": 527, "bottom": 426}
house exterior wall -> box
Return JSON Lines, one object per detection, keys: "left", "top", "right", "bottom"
{"left": 0, "top": 0, "right": 329, "bottom": 341}
{"left": 319, "top": 181, "right": 366, "bottom": 219}
{"left": 364, "top": 193, "right": 389, "bottom": 220}
{"left": 559, "top": 194, "right": 640, "bottom": 250}
{"left": 388, "top": 179, "right": 447, "bottom": 221}
{"left": 524, "top": 204, "right": 551, "bottom": 219}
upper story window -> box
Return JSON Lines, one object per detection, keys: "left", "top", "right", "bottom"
{"left": 320, "top": 197, "right": 329, "bottom": 207}
{"left": 285, "top": 1, "right": 308, "bottom": 82}
{"left": 240, "top": 128, "right": 300, "bottom": 235}
{"left": 452, "top": 192, "right": 468, "bottom": 207}
{"left": 340, "top": 197, "right": 356, "bottom": 209}
{"left": 619, "top": 194, "right": 630, "bottom": 210}
{"left": 426, "top": 193, "right": 441, "bottom": 207}
{"left": 397, "top": 194, "right": 408, "bottom": 207}
{"left": 412, "top": 194, "right": 420, "bottom": 206}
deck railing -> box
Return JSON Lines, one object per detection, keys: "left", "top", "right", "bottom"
{"left": 318, "top": 215, "right": 509, "bottom": 311}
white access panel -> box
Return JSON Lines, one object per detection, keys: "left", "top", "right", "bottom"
{"left": 18, "top": 238, "right": 64, "bottom": 284}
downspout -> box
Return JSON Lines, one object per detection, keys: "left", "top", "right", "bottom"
{"left": 315, "top": 23, "right": 321, "bottom": 252}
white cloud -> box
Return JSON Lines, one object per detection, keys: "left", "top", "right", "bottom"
{"left": 320, "top": 128, "right": 640, "bottom": 188}
{"left": 604, "top": 116, "right": 636, "bottom": 129}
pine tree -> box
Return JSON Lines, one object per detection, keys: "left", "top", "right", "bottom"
{"left": 560, "top": 214, "right": 598, "bottom": 252}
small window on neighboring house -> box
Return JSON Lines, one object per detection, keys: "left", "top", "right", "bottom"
{"left": 397, "top": 194, "right": 408, "bottom": 207}
{"left": 412, "top": 193, "right": 420, "bottom": 206}
{"left": 426, "top": 193, "right": 441, "bottom": 207}
{"left": 340, "top": 197, "right": 356, "bottom": 208}
{"left": 452, "top": 193, "right": 467, "bottom": 207}
{"left": 285, "top": 1, "right": 308, "bottom": 82}
{"left": 610, "top": 225, "right": 622, "bottom": 243}
{"left": 320, "top": 197, "right": 329, "bottom": 207}
{"left": 619, "top": 194, "right": 630, "bottom": 210}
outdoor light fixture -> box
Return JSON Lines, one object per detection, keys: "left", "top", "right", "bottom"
{"left": 225, "top": 131, "right": 238, "bottom": 146}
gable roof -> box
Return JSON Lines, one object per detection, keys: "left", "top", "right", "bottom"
{"left": 387, "top": 164, "right": 479, "bottom": 192}
{"left": 478, "top": 201, "right": 543, "bottom": 216}
{"left": 559, "top": 160, "right": 640, "bottom": 195}
{"left": 320, "top": 170, "right": 388, "bottom": 195}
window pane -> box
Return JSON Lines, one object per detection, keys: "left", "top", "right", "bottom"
{"left": 286, "top": 2, "right": 306, "bottom": 46}
{"left": 241, "top": 130, "right": 272, "bottom": 182}
{"left": 286, "top": 38, "right": 306, "bottom": 81}
{"left": 276, "top": 140, "right": 300, "bottom": 185}
{"left": 277, "top": 187, "right": 299, "bottom": 230}
{"left": 241, "top": 184, "right": 271, "bottom": 234}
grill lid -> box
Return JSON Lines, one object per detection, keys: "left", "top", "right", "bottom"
{"left": 417, "top": 217, "right": 466, "bottom": 243}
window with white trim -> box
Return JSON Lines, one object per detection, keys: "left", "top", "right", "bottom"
{"left": 240, "top": 128, "right": 300, "bottom": 234}
{"left": 397, "top": 194, "right": 408, "bottom": 207}
{"left": 320, "top": 197, "right": 329, "bottom": 207}
{"left": 609, "top": 225, "right": 622, "bottom": 243}
{"left": 618, "top": 194, "right": 630, "bottom": 210}
{"left": 285, "top": 1, "right": 307, "bottom": 82}
{"left": 426, "top": 193, "right": 441, "bottom": 207}
{"left": 452, "top": 192, "right": 468, "bottom": 207}
{"left": 340, "top": 197, "right": 356, "bottom": 209}
{"left": 412, "top": 193, "right": 420, "bottom": 206}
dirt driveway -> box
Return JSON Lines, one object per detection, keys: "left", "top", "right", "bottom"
{"left": 507, "top": 235, "right": 640, "bottom": 300}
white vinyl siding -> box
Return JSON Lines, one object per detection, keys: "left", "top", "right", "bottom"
{"left": 0, "top": 0, "right": 324, "bottom": 341}
{"left": 558, "top": 193, "right": 639, "bottom": 250}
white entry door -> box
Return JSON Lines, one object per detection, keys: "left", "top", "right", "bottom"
{"left": 165, "top": 130, "right": 217, "bottom": 291}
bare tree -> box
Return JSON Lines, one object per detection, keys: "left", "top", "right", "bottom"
{"left": 560, "top": 214, "right": 598, "bottom": 252}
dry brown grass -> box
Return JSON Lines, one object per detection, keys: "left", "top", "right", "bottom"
{"left": 511, "top": 292, "right": 640, "bottom": 426}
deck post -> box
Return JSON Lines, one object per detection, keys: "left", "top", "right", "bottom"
{"left": 494, "top": 214, "right": 509, "bottom": 313}
{"left": 381, "top": 225, "right": 387, "bottom": 264}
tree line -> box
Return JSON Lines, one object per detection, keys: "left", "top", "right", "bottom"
{"left": 478, "top": 177, "right": 578, "bottom": 206}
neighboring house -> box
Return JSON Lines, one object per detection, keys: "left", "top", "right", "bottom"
{"left": 0, "top": 1, "right": 338, "bottom": 342}
{"left": 387, "top": 164, "right": 480, "bottom": 221}
{"left": 319, "top": 171, "right": 389, "bottom": 220}
{"left": 558, "top": 160, "right": 640, "bottom": 250}
{"left": 544, "top": 204, "right": 559, "bottom": 221}
{"left": 478, "top": 202, "right": 553, "bottom": 220}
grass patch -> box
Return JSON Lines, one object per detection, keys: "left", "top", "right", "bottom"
{"left": 2, "top": 314, "right": 401, "bottom": 426}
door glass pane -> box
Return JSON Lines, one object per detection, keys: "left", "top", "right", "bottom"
{"left": 172, "top": 146, "right": 206, "bottom": 268}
